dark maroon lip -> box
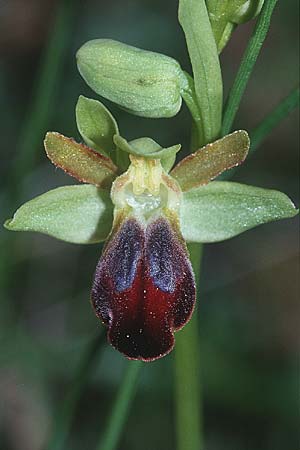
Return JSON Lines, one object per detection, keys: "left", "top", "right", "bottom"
{"left": 91, "top": 215, "right": 196, "bottom": 361}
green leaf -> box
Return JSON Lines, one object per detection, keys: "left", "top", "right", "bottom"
{"left": 44, "top": 132, "right": 118, "bottom": 188}
{"left": 179, "top": 0, "right": 223, "bottom": 145}
{"left": 171, "top": 130, "right": 249, "bottom": 191}
{"left": 114, "top": 135, "right": 181, "bottom": 172}
{"left": 4, "top": 185, "right": 114, "bottom": 244}
{"left": 76, "top": 95, "right": 119, "bottom": 158}
{"left": 96, "top": 361, "right": 142, "bottom": 450}
{"left": 180, "top": 181, "right": 298, "bottom": 243}
{"left": 45, "top": 332, "right": 105, "bottom": 450}
{"left": 207, "top": 1, "right": 265, "bottom": 52}
{"left": 249, "top": 87, "right": 300, "bottom": 153}
{"left": 76, "top": 39, "right": 187, "bottom": 118}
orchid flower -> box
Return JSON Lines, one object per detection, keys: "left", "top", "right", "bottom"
{"left": 5, "top": 41, "right": 298, "bottom": 361}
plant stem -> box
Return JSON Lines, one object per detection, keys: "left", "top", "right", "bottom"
{"left": 250, "top": 86, "right": 299, "bottom": 152}
{"left": 222, "top": 0, "right": 279, "bottom": 136}
{"left": 45, "top": 332, "right": 105, "bottom": 450}
{"left": 175, "top": 12, "right": 209, "bottom": 439}
{"left": 175, "top": 243, "right": 204, "bottom": 450}
{"left": 181, "top": 72, "right": 205, "bottom": 148}
{"left": 97, "top": 360, "right": 142, "bottom": 450}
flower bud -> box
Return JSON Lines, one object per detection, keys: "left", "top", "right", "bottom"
{"left": 230, "top": 0, "right": 265, "bottom": 24}
{"left": 207, "top": 1, "right": 265, "bottom": 52}
{"left": 76, "top": 39, "right": 187, "bottom": 118}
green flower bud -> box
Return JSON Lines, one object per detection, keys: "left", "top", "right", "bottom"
{"left": 207, "top": 0, "right": 265, "bottom": 53}
{"left": 76, "top": 39, "right": 187, "bottom": 118}
{"left": 230, "top": 0, "right": 265, "bottom": 24}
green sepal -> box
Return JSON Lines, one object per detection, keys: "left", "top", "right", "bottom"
{"left": 75, "top": 95, "right": 119, "bottom": 160}
{"left": 76, "top": 39, "right": 187, "bottom": 118}
{"left": 44, "top": 132, "right": 118, "bottom": 189}
{"left": 4, "top": 185, "right": 114, "bottom": 244}
{"left": 171, "top": 130, "right": 249, "bottom": 191}
{"left": 206, "top": 0, "right": 265, "bottom": 53}
{"left": 114, "top": 135, "right": 181, "bottom": 172}
{"left": 180, "top": 181, "right": 298, "bottom": 243}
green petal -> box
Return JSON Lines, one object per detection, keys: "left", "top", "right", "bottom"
{"left": 171, "top": 130, "right": 249, "bottom": 191}
{"left": 180, "top": 181, "right": 298, "bottom": 243}
{"left": 44, "top": 132, "right": 118, "bottom": 188}
{"left": 114, "top": 135, "right": 181, "bottom": 172}
{"left": 4, "top": 185, "right": 113, "bottom": 244}
{"left": 75, "top": 95, "right": 119, "bottom": 158}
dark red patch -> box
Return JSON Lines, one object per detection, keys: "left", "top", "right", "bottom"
{"left": 91, "top": 216, "right": 195, "bottom": 361}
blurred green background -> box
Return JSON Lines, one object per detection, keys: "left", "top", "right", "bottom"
{"left": 0, "top": 1, "right": 299, "bottom": 449}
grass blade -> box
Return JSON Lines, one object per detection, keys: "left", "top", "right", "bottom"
{"left": 11, "top": 0, "right": 79, "bottom": 199}
{"left": 250, "top": 86, "right": 299, "bottom": 152}
{"left": 97, "top": 361, "right": 142, "bottom": 450}
{"left": 45, "top": 332, "right": 105, "bottom": 450}
{"left": 220, "top": 87, "right": 299, "bottom": 180}
{"left": 1, "top": 0, "right": 79, "bottom": 325}
{"left": 222, "top": 0, "right": 279, "bottom": 136}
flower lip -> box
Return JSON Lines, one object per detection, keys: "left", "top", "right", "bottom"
{"left": 91, "top": 215, "right": 195, "bottom": 361}
{"left": 108, "top": 218, "right": 143, "bottom": 293}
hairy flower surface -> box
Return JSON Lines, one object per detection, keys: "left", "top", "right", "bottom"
{"left": 91, "top": 215, "right": 195, "bottom": 361}
{"left": 91, "top": 155, "right": 195, "bottom": 360}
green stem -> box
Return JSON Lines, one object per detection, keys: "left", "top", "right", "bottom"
{"left": 181, "top": 72, "right": 205, "bottom": 147}
{"left": 175, "top": 27, "right": 208, "bottom": 443}
{"left": 45, "top": 332, "right": 105, "bottom": 450}
{"left": 97, "top": 360, "right": 142, "bottom": 450}
{"left": 175, "top": 243, "right": 204, "bottom": 450}
{"left": 222, "top": 0, "right": 279, "bottom": 136}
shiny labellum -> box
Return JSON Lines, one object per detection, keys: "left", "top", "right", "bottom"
{"left": 91, "top": 215, "right": 196, "bottom": 361}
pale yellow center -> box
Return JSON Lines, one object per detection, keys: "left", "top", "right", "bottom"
{"left": 111, "top": 155, "right": 181, "bottom": 221}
